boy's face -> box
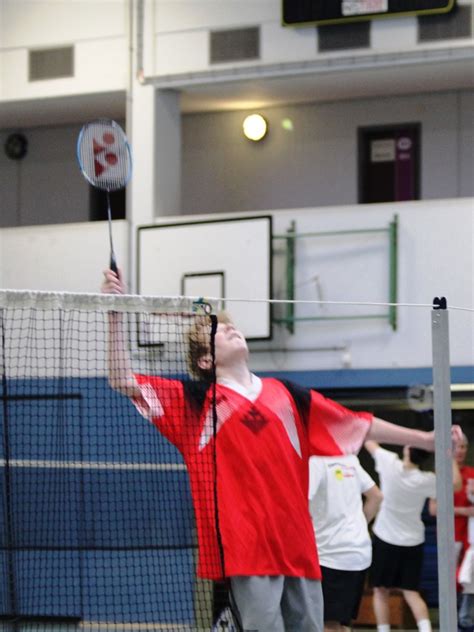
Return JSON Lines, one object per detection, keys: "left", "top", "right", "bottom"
{"left": 214, "top": 321, "right": 249, "bottom": 367}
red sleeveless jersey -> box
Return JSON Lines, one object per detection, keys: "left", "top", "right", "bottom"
{"left": 134, "top": 375, "right": 372, "bottom": 580}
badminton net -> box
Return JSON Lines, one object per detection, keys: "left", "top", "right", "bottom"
{"left": 0, "top": 290, "right": 223, "bottom": 631}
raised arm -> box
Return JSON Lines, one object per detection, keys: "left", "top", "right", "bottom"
{"left": 454, "top": 505, "right": 474, "bottom": 517}
{"left": 366, "top": 417, "right": 436, "bottom": 450}
{"left": 364, "top": 440, "right": 380, "bottom": 455}
{"left": 367, "top": 417, "right": 464, "bottom": 452}
{"left": 363, "top": 484, "right": 383, "bottom": 523}
{"left": 101, "top": 268, "right": 142, "bottom": 399}
{"left": 429, "top": 501, "right": 474, "bottom": 517}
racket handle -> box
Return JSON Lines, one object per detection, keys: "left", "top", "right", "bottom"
{"left": 110, "top": 252, "right": 118, "bottom": 275}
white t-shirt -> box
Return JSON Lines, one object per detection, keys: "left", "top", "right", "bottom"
{"left": 309, "top": 454, "right": 376, "bottom": 571}
{"left": 459, "top": 512, "right": 474, "bottom": 591}
{"left": 372, "top": 447, "right": 436, "bottom": 547}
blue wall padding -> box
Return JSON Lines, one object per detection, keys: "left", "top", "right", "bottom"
{"left": 1, "top": 375, "right": 445, "bottom": 619}
{"left": 0, "top": 378, "right": 197, "bottom": 624}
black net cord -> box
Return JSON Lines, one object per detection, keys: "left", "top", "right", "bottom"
{"left": 209, "top": 315, "right": 224, "bottom": 578}
{"left": 0, "top": 309, "right": 19, "bottom": 620}
{"left": 209, "top": 314, "right": 243, "bottom": 631}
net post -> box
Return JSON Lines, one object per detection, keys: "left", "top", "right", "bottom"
{"left": 431, "top": 298, "right": 457, "bottom": 632}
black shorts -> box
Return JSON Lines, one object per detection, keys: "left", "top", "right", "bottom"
{"left": 370, "top": 533, "right": 424, "bottom": 591}
{"left": 320, "top": 565, "right": 367, "bottom": 626}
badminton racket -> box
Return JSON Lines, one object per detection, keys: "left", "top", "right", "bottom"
{"left": 77, "top": 119, "right": 132, "bottom": 274}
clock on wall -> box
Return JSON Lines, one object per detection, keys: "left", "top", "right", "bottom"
{"left": 4, "top": 132, "right": 28, "bottom": 160}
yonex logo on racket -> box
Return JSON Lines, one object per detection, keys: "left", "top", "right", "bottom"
{"left": 77, "top": 119, "right": 132, "bottom": 192}
{"left": 93, "top": 132, "right": 118, "bottom": 178}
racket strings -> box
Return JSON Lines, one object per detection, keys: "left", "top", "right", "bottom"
{"left": 78, "top": 121, "right": 131, "bottom": 192}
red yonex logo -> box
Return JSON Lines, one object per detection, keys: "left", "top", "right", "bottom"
{"left": 93, "top": 132, "right": 118, "bottom": 177}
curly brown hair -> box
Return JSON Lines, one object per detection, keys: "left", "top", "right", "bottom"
{"left": 186, "top": 311, "right": 233, "bottom": 380}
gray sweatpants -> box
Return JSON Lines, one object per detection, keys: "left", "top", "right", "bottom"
{"left": 229, "top": 575, "right": 324, "bottom": 632}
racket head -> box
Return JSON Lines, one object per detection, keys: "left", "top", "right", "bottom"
{"left": 76, "top": 119, "right": 132, "bottom": 192}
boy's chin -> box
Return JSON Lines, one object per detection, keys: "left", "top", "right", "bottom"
{"left": 225, "top": 345, "right": 248, "bottom": 360}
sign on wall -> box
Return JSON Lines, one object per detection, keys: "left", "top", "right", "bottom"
{"left": 282, "top": 0, "right": 456, "bottom": 26}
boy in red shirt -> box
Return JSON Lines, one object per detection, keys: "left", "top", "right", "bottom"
{"left": 102, "top": 268, "right": 457, "bottom": 632}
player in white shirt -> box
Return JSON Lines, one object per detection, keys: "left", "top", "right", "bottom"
{"left": 365, "top": 441, "right": 462, "bottom": 632}
{"left": 309, "top": 454, "right": 383, "bottom": 632}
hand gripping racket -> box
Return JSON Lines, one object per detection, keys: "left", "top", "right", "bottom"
{"left": 77, "top": 120, "right": 132, "bottom": 273}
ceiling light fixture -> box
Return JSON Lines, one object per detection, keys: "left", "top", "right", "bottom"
{"left": 243, "top": 114, "right": 268, "bottom": 141}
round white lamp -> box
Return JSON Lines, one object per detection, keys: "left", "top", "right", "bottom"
{"left": 242, "top": 114, "right": 268, "bottom": 141}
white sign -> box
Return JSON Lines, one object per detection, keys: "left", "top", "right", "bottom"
{"left": 371, "top": 139, "right": 396, "bottom": 163}
{"left": 397, "top": 137, "right": 413, "bottom": 151}
{"left": 342, "top": 0, "right": 388, "bottom": 16}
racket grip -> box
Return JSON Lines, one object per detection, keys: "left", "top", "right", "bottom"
{"left": 110, "top": 252, "right": 118, "bottom": 275}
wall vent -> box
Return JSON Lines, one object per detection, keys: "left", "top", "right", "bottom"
{"left": 29, "top": 46, "right": 74, "bottom": 82}
{"left": 318, "top": 21, "right": 370, "bottom": 52}
{"left": 418, "top": 5, "right": 472, "bottom": 42}
{"left": 210, "top": 27, "right": 260, "bottom": 64}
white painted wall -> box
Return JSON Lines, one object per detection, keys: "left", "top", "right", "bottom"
{"left": 0, "top": 120, "right": 127, "bottom": 227}
{"left": 2, "top": 89, "right": 471, "bottom": 228}
{"left": 0, "top": 0, "right": 129, "bottom": 101}
{"left": 182, "top": 90, "right": 474, "bottom": 215}
{"left": 153, "top": 0, "right": 320, "bottom": 75}
{"left": 0, "top": 220, "right": 129, "bottom": 293}
{"left": 261, "top": 199, "right": 474, "bottom": 373}
{"left": 1, "top": 91, "right": 472, "bottom": 228}
{"left": 1, "top": 0, "right": 472, "bottom": 103}
{"left": 460, "top": 90, "right": 474, "bottom": 198}
{"left": 149, "top": 0, "right": 473, "bottom": 76}
{"left": 0, "top": 2, "right": 471, "bottom": 379}
{"left": 0, "top": 125, "right": 88, "bottom": 226}
{"left": 0, "top": 200, "right": 472, "bottom": 373}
